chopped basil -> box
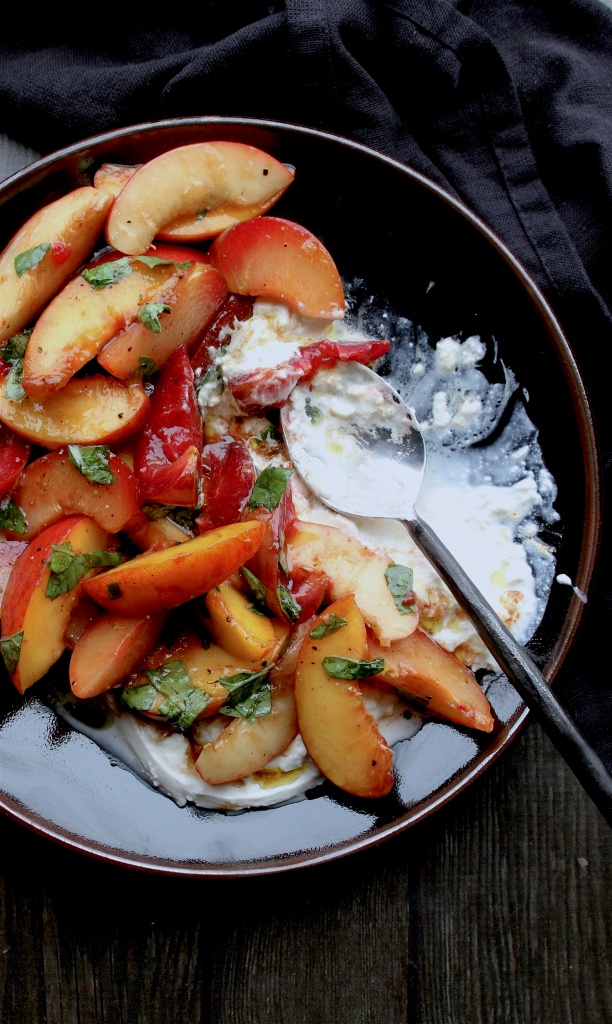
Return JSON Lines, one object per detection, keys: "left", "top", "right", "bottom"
{"left": 132, "top": 255, "right": 190, "bottom": 270}
{"left": 67, "top": 444, "right": 116, "bottom": 485}
{"left": 0, "top": 496, "right": 26, "bottom": 534}
{"left": 219, "top": 665, "right": 272, "bottom": 723}
{"left": 141, "top": 503, "right": 197, "bottom": 532}
{"left": 194, "top": 363, "right": 224, "bottom": 403}
{"left": 248, "top": 465, "right": 293, "bottom": 511}
{"left": 121, "top": 683, "right": 158, "bottom": 714}
{"left": 241, "top": 566, "right": 267, "bottom": 603}
{"left": 138, "top": 301, "right": 171, "bottom": 333}
{"left": 259, "top": 422, "right": 281, "bottom": 442}
{"left": 138, "top": 659, "right": 210, "bottom": 730}
{"left": 137, "top": 355, "right": 159, "bottom": 378}
{"left": 0, "top": 329, "right": 30, "bottom": 402}
{"left": 276, "top": 582, "right": 301, "bottom": 623}
{"left": 14, "top": 243, "right": 51, "bottom": 277}
{"left": 384, "top": 563, "right": 416, "bottom": 614}
{"left": 195, "top": 210, "right": 209, "bottom": 221}
{"left": 309, "top": 614, "right": 347, "bottom": 639}
{"left": 0, "top": 331, "right": 30, "bottom": 364}
{"left": 304, "top": 397, "right": 323, "bottom": 425}
{"left": 278, "top": 528, "right": 288, "bottom": 576}
{"left": 107, "top": 581, "right": 123, "bottom": 601}
{"left": 45, "top": 542, "right": 124, "bottom": 599}
{"left": 322, "top": 656, "right": 385, "bottom": 680}
{"left": 82, "top": 257, "right": 132, "bottom": 289}
{"left": 0, "top": 630, "right": 24, "bottom": 675}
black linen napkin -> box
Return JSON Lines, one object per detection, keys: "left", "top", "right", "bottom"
{"left": 1, "top": 0, "right": 611, "bottom": 771}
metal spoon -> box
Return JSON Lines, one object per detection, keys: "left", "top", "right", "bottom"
{"left": 281, "top": 360, "right": 612, "bottom": 826}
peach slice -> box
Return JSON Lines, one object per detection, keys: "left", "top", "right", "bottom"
{"left": 368, "top": 629, "right": 494, "bottom": 733}
{"left": 21, "top": 252, "right": 199, "bottom": 401}
{"left": 97, "top": 261, "right": 227, "bottom": 378}
{"left": 82, "top": 519, "right": 265, "bottom": 616}
{"left": 0, "top": 187, "right": 113, "bottom": 343}
{"left": 288, "top": 520, "right": 419, "bottom": 646}
{"left": 208, "top": 216, "right": 345, "bottom": 319}
{"left": 204, "top": 580, "right": 281, "bottom": 662}
{"left": 105, "top": 142, "right": 295, "bottom": 255}
{"left": 0, "top": 375, "right": 150, "bottom": 449}
{"left": 93, "top": 162, "right": 140, "bottom": 197}
{"left": 0, "top": 515, "right": 111, "bottom": 693}
{"left": 294, "top": 594, "right": 394, "bottom": 798}
{"left": 6, "top": 446, "right": 138, "bottom": 541}
{"left": 69, "top": 611, "right": 167, "bottom": 698}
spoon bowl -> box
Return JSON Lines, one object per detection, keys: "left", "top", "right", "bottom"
{"left": 281, "top": 361, "right": 612, "bottom": 826}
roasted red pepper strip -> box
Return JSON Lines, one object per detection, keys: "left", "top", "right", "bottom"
{"left": 133, "top": 345, "right": 203, "bottom": 507}
{"left": 196, "top": 435, "right": 256, "bottom": 532}
{"left": 227, "top": 337, "right": 391, "bottom": 412}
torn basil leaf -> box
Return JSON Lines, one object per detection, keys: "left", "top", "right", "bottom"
{"left": 67, "top": 444, "right": 116, "bottom": 485}
{"left": 219, "top": 665, "right": 272, "bottom": 723}
{"left": 0, "top": 630, "right": 24, "bottom": 675}
{"left": 385, "top": 563, "right": 416, "bottom": 614}
{"left": 121, "top": 682, "right": 158, "bottom": 714}
{"left": 276, "top": 582, "right": 301, "bottom": 623}
{"left": 45, "top": 542, "right": 124, "bottom": 599}
{"left": 322, "top": 656, "right": 385, "bottom": 679}
{"left": 0, "top": 329, "right": 30, "bottom": 402}
{"left": 137, "top": 355, "right": 159, "bottom": 378}
{"left": 309, "top": 614, "right": 347, "bottom": 639}
{"left": 248, "top": 465, "right": 293, "bottom": 511}
{"left": 0, "top": 496, "right": 27, "bottom": 534}
{"left": 241, "top": 566, "right": 268, "bottom": 606}
{"left": 14, "top": 243, "right": 51, "bottom": 277}
{"left": 138, "top": 301, "right": 171, "bottom": 333}
{"left": 132, "top": 255, "right": 190, "bottom": 270}
{"left": 141, "top": 503, "right": 197, "bottom": 532}
{"left": 82, "top": 257, "right": 132, "bottom": 289}
{"left": 135, "top": 659, "right": 210, "bottom": 730}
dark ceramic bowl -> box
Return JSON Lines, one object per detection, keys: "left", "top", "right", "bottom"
{"left": 0, "top": 117, "right": 600, "bottom": 876}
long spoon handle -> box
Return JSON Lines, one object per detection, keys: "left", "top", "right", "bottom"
{"left": 406, "top": 512, "right": 612, "bottom": 827}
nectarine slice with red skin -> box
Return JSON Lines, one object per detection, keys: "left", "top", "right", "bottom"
{"left": 205, "top": 580, "right": 281, "bottom": 662}
{"left": 93, "top": 162, "right": 140, "bottom": 198}
{"left": 208, "top": 216, "right": 345, "bottom": 319}
{"left": 4, "top": 446, "right": 139, "bottom": 541}
{"left": 0, "top": 186, "right": 113, "bottom": 343}
{"left": 69, "top": 610, "right": 167, "bottom": 698}
{"left": 133, "top": 345, "right": 203, "bottom": 507}
{"left": 368, "top": 629, "right": 494, "bottom": 733}
{"left": 294, "top": 594, "right": 394, "bottom": 799}
{"left": 82, "top": 519, "right": 265, "bottom": 616}
{"left": 105, "top": 142, "right": 295, "bottom": 254}
{"left": 122, "top": 509, "right": 191, "bottom": 552}
{"left": 1, "top": 515, "right": 112, "bottom": 693}
{"left": 97, "top": 260, "right": 228, "bottom": 379}
{"left": 0, "top": 375, "right": 149, "bottom": 449}
{"left": 21, "top": 248, "right": 203, "bottom": 402}
{"left": 0, "top": 422, "right": 30, "bottom": 499}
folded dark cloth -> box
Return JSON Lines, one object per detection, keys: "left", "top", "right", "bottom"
{"left": 1, "top": 0, "right": 611, "bottom": 770}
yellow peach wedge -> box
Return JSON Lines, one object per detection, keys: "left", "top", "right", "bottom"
{"left": 294, "top": 594, "right": 394, "bottom": 798}
{"left": 105, "top": 141, "right": 295, "bottom": 255}
{"left": 0, "top": 187, "right": 112, "bottom": 343}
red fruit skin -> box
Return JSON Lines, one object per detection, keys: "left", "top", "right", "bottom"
{"left": 0, "top": 423, "right": 31, "bottom": 500}
{"left": 133, "top": 345, "right": 203, "bottom": 507}
{"left": 190, "top": 294, "right": 254, "bottom": 377}
{"left": 195, "top": 436, "right": 255, "bottom": 532}
{"left": 228, "top": 338, "right": 391, "bottom": 412}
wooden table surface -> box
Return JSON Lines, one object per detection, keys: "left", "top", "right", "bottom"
{"left": 1, "top": 134, "right": 611, "bottom": 1024}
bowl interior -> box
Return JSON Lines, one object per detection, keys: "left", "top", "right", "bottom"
{"left": 0, "top": 117, "right": 600, "bottom": 875}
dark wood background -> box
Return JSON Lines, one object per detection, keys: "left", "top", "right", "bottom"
{"left": 1, "top": 135, "right": 611, "bottom": 1024}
